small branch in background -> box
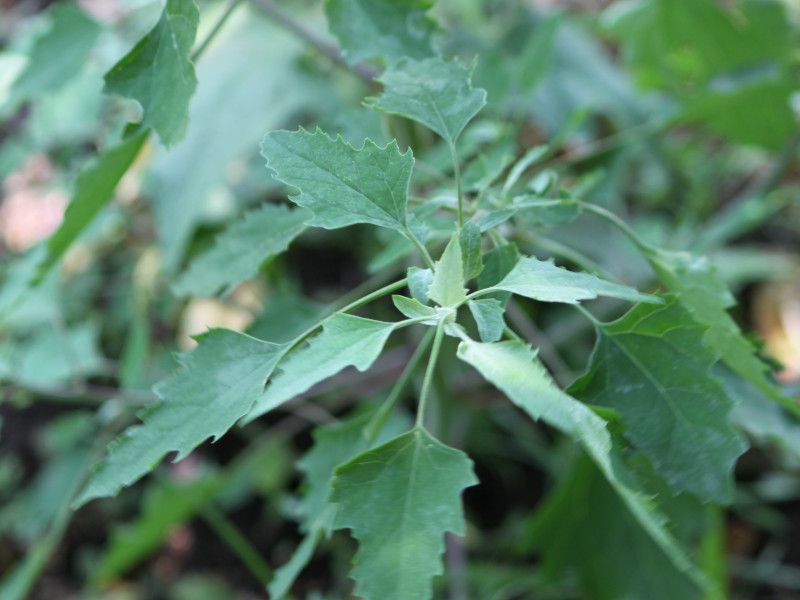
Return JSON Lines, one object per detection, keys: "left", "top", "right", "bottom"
{"left": 693, "top": 130, "right": 800, "bottom": 253}
{"left": 291, "top": 399, "right": 337, "bottom": 425}
{"left": 505, "top": 299, "right": 573, "bottom": 386}
{"left": 200, "top": 504, "right": 273, "bottom": 587}
{"left": 3, "top": 383, "right": 156, "bottom": 407}
{"left": 191, "top": 0, "right": 246, "bottom": 61}
{"left": 741, "top": 129, "right": 800, "bottom": 200}
{"left": 249, "top": 0, "right": 377, "bottom": 82}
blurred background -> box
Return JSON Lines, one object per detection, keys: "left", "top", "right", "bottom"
{"left": 1, "top": 0, "right": 799, "bottom": 598}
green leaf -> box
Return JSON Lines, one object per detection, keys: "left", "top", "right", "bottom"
{"left": 36, "top": 130, "right": 148, "bottom": 280}
{"left": 147, "top": 12, "right": 316, "bottom": 271}
{"left": 3, "top": 323, "right": 104, "bottom": 390}
{"left": 93, "top": 476, "right": 221, "bottom": 586}
{"left": 247, "top": 292, "right": 322, "bottom": 344}
{"left": 366, "top": 57, "right": 487, "bottom": 146}
{"left": 501, "top": 145, "right": 549, "bottom": 195}
{"left": 392, "top": 295, "right": 438, "bottom": 322}
{"left": 457, "top": 338, "right": 709, "bottom": 592}
{"left": 531, "top": 455, "right": 703, "bottom": 600}
{"left": 325, "top": 0, "right": 437, "bottom": 65}
{"left": 261, "top": 128, "right": 413, "bottom": 234}
{"left": 570, "top": 301, "right": 747, "bottom": 502}
{"left": 10, "top": 3, "right": 101, "bottom": 101}
{"left": 608, "top": 0, "right": 795, "bottom": 149}
{"left": 271, "top": 411, "right": 409, "bottom": 599}
{"left": 407, "top": 266, "right": 433, "bottom": 304}
{"left": 1, "top": 419, "right": 92, "bottom": 542}
{"left": 330, "top": 428, "right": 477, "bottom": 600}
{"left": 0, "top": 445, "right": 90, "bottom": 600}
{"left": 462, "top": 144, "right": 514, "bottom": 193}
{"left": 427, "top": 235, "right": 467, "bottom": 307}
{"left": 486, "top": 255, "right": 658, "bottom": 304}
{"left": 476, "top": 243, "right": 520, "bottom": 305}
{"left": 173, "top": 204, "right": 310, "bottom": 297}
{"left": 0, "top": 415, "right": 91, "bottom": 600}
{"left": 298, "top": 411, "right": 409, "bottom": 532}
{"left": 245, "top": 314, "right": 398, "bottom": 422}
{"left": 459, "top": 222, "right": 483, "bottom": 280}
{"left": 104, "top": 0, "right": 199, "bottom": 146}
{"left": 74, "top": 330, "right": 287, "bottom": 506}
{"left": 467, "top": 298, "right": 505, "bottom": 343}
{"left": 650, "top": 251, "right": 798, "bottom": 417}
{"left": 720, "top": 367, "right": 800, "bottom": 462}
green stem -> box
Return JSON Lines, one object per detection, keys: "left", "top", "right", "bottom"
{"left": 201, "top": 505, "right": 273, "bottom": 587}
{"left": 416, "top": 320, "right": 446, "bottom": 428}
{"left": 337, "top": 278, "right": 408, "bottom": 315}
{"left": 404, "top": 226, "right": 436, "bottom": 270}
{"left": 191, "top": 0, "right": 245, "bottom": 61}
{"left": 449, "top": 142, "right": 464, "bottom": 228}
{"left": 578, "top": 201, "right": 656, "bottom": 256}
{"left": 364, "top": 328, "right": 436, "bottom": 444}
{"left": 287, "top": 278, "right": 408, "bottom": 352}
{"left": 249, "top": 0, "right": 376, "bottom": 82}
{"left": 465, "top": 287, "right": 495, "bottom": 302}
{"left": 574, "top": 303, "right": 600, "bottom": 325}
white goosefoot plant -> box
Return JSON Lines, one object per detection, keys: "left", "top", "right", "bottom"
{"left": 21, "top": 0, "right": 793, "bottom": 598}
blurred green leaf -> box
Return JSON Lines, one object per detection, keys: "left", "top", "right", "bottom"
{"left": 104, "top": 0, "right": 199, "bottom": 146}
{"left": 325, "top": 0, "right": 437, "bottom": 65}
{"left": 37, "top": 130, "right": 148, "bottom": 280}
{"left": 367, "top": 57, "right": 487, "bottom": 146}
{"left": 9, "top": 3, "right": 101, "bottom": 103}
{"left": 173, "top": 204, "right": 310, "bottom": 297}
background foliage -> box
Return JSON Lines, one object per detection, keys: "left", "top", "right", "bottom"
{"left": 1, "top": 0, "right": 799, "bottom": 598}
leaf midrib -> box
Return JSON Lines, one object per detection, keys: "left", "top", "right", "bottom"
{"left": 273, "top": 135, "right": 404, "bottom": 227}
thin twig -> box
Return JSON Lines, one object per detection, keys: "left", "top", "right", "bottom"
{"left": 191, "top": 0, "right": 245, "bottom": 61}
{"left": 249, "top": 0, "right": 377, "bottom": 82}
{"left": 5, "top": 383, "right": 156, "bottom": 406}
{"left": 741, "top": 129, "right": 800, "bottom": 200}
{"left": 200, "top": 504, "right": 273, "bottom": 587}
{"left": 505, "top": 300, "right": 573, "bottom": 386}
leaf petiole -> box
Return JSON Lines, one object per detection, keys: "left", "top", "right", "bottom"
{"left": 416, "top": 319, "right": 447, "bottom": 428}
{"left": 285, "top": 278, "right": 409, "bottom": 354}
{"left": 364, "top": 328, "right": 436, "bottom": 444}
{"left": 449, "top": 141, "right": 464, "bottom": 228}
{"left": 404, "top": 225, "right": 436, "bottom": 270}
